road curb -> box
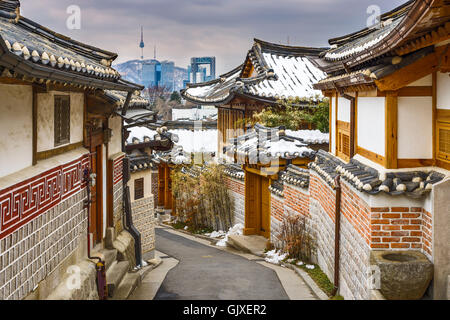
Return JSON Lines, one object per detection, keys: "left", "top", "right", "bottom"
{"left": 158, "top": 222, "right": 220, "bottom": 244}
{"left": 280, "top": 262, "right": 329, "bottom": 300}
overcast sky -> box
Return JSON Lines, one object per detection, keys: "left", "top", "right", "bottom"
{"left": 21, "top": 0, "right": 406, "bottom": 74}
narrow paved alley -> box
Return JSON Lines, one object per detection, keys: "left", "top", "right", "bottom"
{"left": 130, "top": 226, "right": 317, "bottom": 300}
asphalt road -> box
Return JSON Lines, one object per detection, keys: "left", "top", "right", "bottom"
{"left": 154, "top": 227, "right": 290, "bottom": 300}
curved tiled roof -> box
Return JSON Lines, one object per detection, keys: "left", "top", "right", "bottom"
{"left": 224, "top": 124, "right": 318, "bottom": 161}
{"left": 182, "top": 39, "right": 327, "bottom": 105}
{"left": 0, "top": 2, "right": 142, "bottom": 91}
{"left": 309, "top": 150, "right": 447, "bottom": 198}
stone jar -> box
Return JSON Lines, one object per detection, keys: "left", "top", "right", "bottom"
{"left": 370, "top": 251, "right": 433, "bottom": 300}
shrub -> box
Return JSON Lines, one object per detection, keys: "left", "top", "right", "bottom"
{"left": 276, "top": 214, "right": 316, "bottom": 264}
{"left": 172, "top": 164, "right": 234, "bottom": 232}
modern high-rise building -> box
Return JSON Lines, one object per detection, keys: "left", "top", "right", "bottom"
{"left": 142, "top": 59, "right": 161, "bottom": 88}
{"left": 160, "top": 61, "right": 175, "bottom": 91}
{"left": 189, "top": 57, "right": 216, "bottom": 84}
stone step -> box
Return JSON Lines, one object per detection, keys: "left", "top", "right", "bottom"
{"left": 106, "top": 260, "right": 130, "bottom": 297}
{"left": 111, "top": 272, "right": 141, "bottom": 300}
{"left": 91, "top": 248, "right": 118, "bottom": 272}
{"left": 227, "top": 235, "right": 267, "bottom": 256}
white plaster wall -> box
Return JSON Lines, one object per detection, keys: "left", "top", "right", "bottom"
{"left": 331, "top": 97, "right": 336, "bottom": 155}
{"left": 357, "top": 97, "right": 386, "bottom": 156}
{"left": 108, "top": 115, "right": 122, "bottom": 157}
{"left": 128, "top": 170, "right": 153, "bottom": 201}
{"left": 409, "top": 74, "right": 432, "bottom": 87}
{"left": 37, "top": 91, "right": 84, "bottom": 152}
{"left": 398, "top": 97, "right": 433, "bottom": 159}
{"left": 0, "top": 84, "right": 33, "bottom": 178}
{"left": 437, "top": 72, "right": 450, "bottom": 110}
{"left": 337, "top": 97, "right": 351, "bottom": 122}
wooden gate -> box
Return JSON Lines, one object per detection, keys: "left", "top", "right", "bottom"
{"left": 244, "top": 171, "right": 271, "bottom": 238}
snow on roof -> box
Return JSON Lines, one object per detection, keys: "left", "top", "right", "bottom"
{"left": 324, "top": 18, "right": 402, "bottom": 61}
{"left": 225, "top": 124, "right": 320, "bottom": 161}
{"left": 126, "top": 125, "right": 218, "bottom": 154}
{"left": 244, "top": 53, "right": 325, "bottom": 100}
{"left": 170, "top": 129, "right": 217, "bottom": 153}
{"left": 172, "top": 108, "right": 218, "bottom": 121}
{"left": 126, "top": 126, "right": 157, "bottom": 144}
{"left": 285, "top": 129, "right": 329, "bottom": 144}
{"left": 182, "top": 40, "right": 326, "bottom": 104}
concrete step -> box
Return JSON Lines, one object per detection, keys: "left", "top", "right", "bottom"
{"left": 227, "top": 235, "right": 267, "bottom": 256}
{"left": 106, "top": 260, "right": 130, "bottom": 297}
{"left": 90, "top": 248, "right": 118, "bottom": 272}
{"left": 111, "top": 272, "right": 141, "bottom": 300}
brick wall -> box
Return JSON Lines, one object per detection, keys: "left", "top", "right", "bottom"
{"left": 131, "top": 196, "right": 155, "bottom": 256}
{"left": 370, "top": 206, "right": 432, "bottom": 260}
{"left": 225, "top": 177, "right": 245, "bottom": 226}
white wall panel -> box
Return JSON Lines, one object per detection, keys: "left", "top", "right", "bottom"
{"left": 357, "top": 97, "right": 386, "bottom": 156}
{"left": 398, "top": 97, "right": 433, "bottom": 159}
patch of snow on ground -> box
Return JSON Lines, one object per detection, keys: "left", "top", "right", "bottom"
{"left": 306, "top": 264, "right": 315, "bottom": 270}
{"left": 265, "top": 249, "right": 287, "bottom": 265}
{"left": 297, "top": 261, "right": 304, "bottom": 266}
{"left": 216, "top": 223, "right": 244, "bottom": 247}
{"left": 209, "top": 230, "right": 226, "bottom": 238}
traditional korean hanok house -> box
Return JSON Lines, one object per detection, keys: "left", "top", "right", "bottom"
{"left": 181, "top": 39, "right": 327, "bottom": 157}
{"left": 223, "top": 124, "right": 329, "bottom": 238}
{"left": 307, "top": 0, "right": 450, "bottom": 299}
{"left": 125, "top": 124, "right": 183, "bottom": 219}
{"left": 0, "top": 1, "right": 144, "bottom": 300}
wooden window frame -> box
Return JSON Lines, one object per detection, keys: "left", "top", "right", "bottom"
{"left": 54, "top": 95, "right": 71, "bottom": 147}
{"left": 134, "top": 177, "right": 144, "bottom": 201}
{"left": 437, "top": 120, "right": 450, "bottom": 164}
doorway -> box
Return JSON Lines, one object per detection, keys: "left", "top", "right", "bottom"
{"left": 244, "top": 171, "right": 271, "bottom": 238}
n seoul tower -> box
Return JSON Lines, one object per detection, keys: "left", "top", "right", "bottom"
{"left": 139, "top": 26, "right": 145, "bottom": 60}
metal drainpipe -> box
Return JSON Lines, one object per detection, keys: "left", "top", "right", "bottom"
{"left": 332, "top": 175, "right": 342, "bottom": 297}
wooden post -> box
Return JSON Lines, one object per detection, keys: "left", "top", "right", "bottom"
{"left": 432, "top": 71, "right": 437, "bottom": 165}
{"left": 32, "top": 86, "right": 38, "bottom": 165}
{"left": 328, "top": 94, "right": 333, "bottom": 153}
{"left": 385, "top": 92, "right": 398, "bottom": 169}
{"left": 335, "top": 93, "right": 339, "bottom": 155}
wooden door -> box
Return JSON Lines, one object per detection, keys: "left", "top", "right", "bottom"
{"left": 89, "top": 144, "right": 103, "bottom": 243}
{"left": 89, "top": 150, "right": 98, "bottom": 241}
{"left": 244, "top": 171, "right": 259, "bottom": 235}
{"left": 260, "top": 177, "right": 271, "bottom": 238}
{"left": 158, "top": 165, "right": 165, "bottom": 207}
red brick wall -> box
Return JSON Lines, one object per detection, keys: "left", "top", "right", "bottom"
{"left": 310, "top": 174, "right": 336, "bottom": 221}
{"left": 341, "top": 183, "right": 371, "bottom": 246}
{"left": 271, "top": 194, "right": 284, "bottom": 223}
{"left": 371, "top": 206, "right": 432, "bottom": 257}
{"left": 225, "top": 176, "right": 245, "bottom": 196}
{"left": 284, "top": 185, "right": 309, "bottom": 217}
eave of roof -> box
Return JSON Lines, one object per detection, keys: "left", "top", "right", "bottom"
{"left": 317, "top": 0, "right": 438, "bottom": 74}
{"left": 0, "top": 8, "right": 143, "bottom": 92}
{"left": 181, "top": 39, "right": 327, "bottom": 105}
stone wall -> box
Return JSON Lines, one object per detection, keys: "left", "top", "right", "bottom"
{"left": 131, "top": 196, "right": 155, "bottom": 258}
{"left": 225, "top": 177, "right": 245, "bottom": 227}
{"left": 151, "top": 170, "right": 158, "bottom": 209}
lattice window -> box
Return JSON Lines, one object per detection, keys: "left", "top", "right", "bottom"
{"left": 337, "top": 121, "right": 350, "bottom": 161}
{"left": 437, "top": 122, "right": 450, "bottom": 162}
{"left": 134, "top": 178, "right": 144, "bottom": 200}
{"left": 54, "top": 95, "right": 70, "bottom": 146}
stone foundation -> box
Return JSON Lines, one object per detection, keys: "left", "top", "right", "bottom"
{"left": 226, "top": 177, "right": 245, "bottom": 227}
{"left": 131, "top": 196, "right": 155, "bottom": 257}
